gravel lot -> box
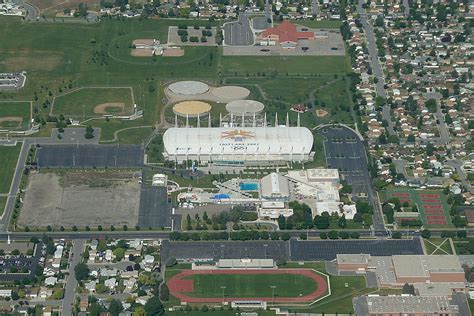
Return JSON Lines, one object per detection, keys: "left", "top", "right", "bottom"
{"left": 19, "top": 171, "right": 140, "bottom": 228}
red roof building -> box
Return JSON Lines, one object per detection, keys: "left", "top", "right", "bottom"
{"left": 259, "top": 21, "right": 314, "bottom": 48}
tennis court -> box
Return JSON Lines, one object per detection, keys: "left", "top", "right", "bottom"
{"left": 385, "top": 188, "right": 452, "bottom": 227}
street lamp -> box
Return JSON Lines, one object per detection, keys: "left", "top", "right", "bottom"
{"left": 220, "top": 286, "right": 226, "bottom": 305}
{"left": 270, "top": 285, "right": 276, "bottom": 305}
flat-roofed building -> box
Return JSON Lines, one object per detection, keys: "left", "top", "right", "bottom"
{"left": 217, "top": 259, "right": 274, "bottom": 269}
{"left": 336, "top": 254, "right": 371, "bottom": 271}
{"left": 354, "top": 295, "right": 459, "bottom": 316}
{"left": 392, "top": 255, "right": 465, "bottom": 283}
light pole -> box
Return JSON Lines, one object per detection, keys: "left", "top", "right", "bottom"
{"left": 270, "top": 285, "right": 276, "bottom": 305}
{"left": 220, "top": 286, "right": 226, "bottom": 305}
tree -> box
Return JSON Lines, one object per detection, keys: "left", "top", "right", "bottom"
{"left": 392, "top": 231, "right": 402, "bottom": 239}
{"left": 85, "top": 125, "right": 94, "bottom": 139}
{"left": 338, "top": 214, "right": 347, "bottom": 228}
{"left": 109, "top": 299, "right": 123, "bottom": 316}
{"left": 160, "top": 283, "right": 170, "bottom": 301}
{"left": 421, "top": 229, "right": 431, "bottom": 239}
{"left": 402, "top": 283, "right": 415, "bottom": 295}
{"left": 113, "top": 248, "right": 125, "bottom": 261}
{"left": 457, "top": 230, "right": 467, "bottom": 238}
{"left": 74, "top": 263, "right": 89, "bottom": 281}
{"left": 328, "top": 230, "right": 339, "bottom": 239}
{"left": 144, "top": 296, "right": 164, "bottom": 316}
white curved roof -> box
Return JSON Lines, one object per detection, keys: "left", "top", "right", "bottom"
{"left": 163, "top": 126, "right": 313, "bottom": 156}
{"left": 226, "top": 100, "right": 265, "bottom": 115}
{"left": 168, "top": 81, "right": 209, "bottom": 95}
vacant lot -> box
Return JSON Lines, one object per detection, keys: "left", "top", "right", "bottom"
{"left": 52, "top": 87, "right": 134, "bottom": 118}
{"left": 0, "top": 143, "right": 21, "bottom": 193}
{"left": 19, "top": 171, "right": 140, "bottom": 228}
{"left": 0, "top": 102, "right": 31, "bottom": 131}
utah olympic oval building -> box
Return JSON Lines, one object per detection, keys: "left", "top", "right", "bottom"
{"left": 162, "top": 126, "right": 314, "bottom": 166}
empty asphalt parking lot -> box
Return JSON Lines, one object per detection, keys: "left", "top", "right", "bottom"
{"left": 138, "top": 186, "right": 171, "bottom": 229}
{"left": 320, "top": 126, "right": 369, "bottom": 195}
{"left": 224, "top": 14, "right": 253, "bottom": 46}
{"left": 289, "top": 238, "right": 424, "bottom": 261}
{"left": 36, "top": 144, "right": 144, "bottom": 168}
{"left": 161, "top": 240, "right": 289, "bottom": 263}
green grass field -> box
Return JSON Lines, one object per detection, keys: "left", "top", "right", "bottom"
{"left": 0, "top": 196, "right": 7, "bottom": 216}
{"left": 295, "top": 20, "right": 342, "bottom": 29}
{"left": 220, "top": 55, "right": 350, "bottom": 76}
{"left": 0, "top": 101, "right": 31, "bottom": 131}
{"left": 0, "top": 143, "right": 21, "bottom": 193}
{"left": 52, "top": 87, "right": 133, "bottom": 118}
{"left": 282, "top": 262, "right": 371, "bottom": 314}
{"left": 424, "top": 238, "right": 454, "bottom": 255}
{"left": 0, "top": 17, "right": 349, "bottom": 145}
{"left": 184, "top": 273, "right": 318, "bottom": 298}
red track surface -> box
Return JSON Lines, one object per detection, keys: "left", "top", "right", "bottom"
{"left": 420, "top": 193, "right": 440, "bottom": 198}
{"left": 168, "top": 269, "right": 328, "bottom": 303}
{"left": 422, "top": 199, "right": 441, "bottom": 203}
{"left": 425, "top": 209, "right": 444, "bottom": 214}
{"left": 390, "top": 193, "right": 410, "bottom": 197}
{"left": 424, "top": 205, "right": 443, "bottom": 209}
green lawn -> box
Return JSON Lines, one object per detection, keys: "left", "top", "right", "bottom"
{"left": 184, "top": 272, "right": 318, "bottom": 298}
{"left": 424, "top": 238, "right": 453, "bottom": 255}
{"left": 0, "top": 143, "right": 22, "bottom": 193}
{"left": 52, "top": 87, "right": 133, "bottom": 118}
{"left": 295, "top": 20, "right": 342, "bottom": 29}
{"left": 0, "top": 196, "right": 7, "bottom": 216}
{"left": 220, "top": 55, "right": 350, "bottom": 76}
{"left": 468, "top": 299, "right": 474, "bottom": 315}
{"left": 0, "top": 101, "right": 31, "bottom": 131}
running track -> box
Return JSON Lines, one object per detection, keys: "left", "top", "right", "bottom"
{"left": 168, "top": 269, "right": 328, "bottom": 303}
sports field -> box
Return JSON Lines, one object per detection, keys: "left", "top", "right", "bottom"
{"left": 0, "top": 143, "right": 22, "bottom": 194}
{"left": 0, "top": 101, "right": 31, "bottom": 131}
{"left": 385, "top": 188, "right": 452, "bottom": 227}
{"left": 168, "top": 269, "right": 328, "bottom": 303}
{"left": 52, "top": 87, "right": 134, "bottom": 118}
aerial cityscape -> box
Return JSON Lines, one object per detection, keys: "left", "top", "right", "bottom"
{"left": 0, "top": 0, "right": 473, "bottom": 315}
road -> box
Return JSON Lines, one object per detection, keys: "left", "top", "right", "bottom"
{"left": 62, "top": 239, "right": 85, "bottom": 316}
{"left": 435, "top": 103, "right": 451, "bottom": 145}
{"left": 447, "top": 160, "right": 474, "bottom": 194}
{"left": 402, "top": 0, "right": 410, "bottom": 16}
{"left": 356, "top": 0, "right": 395, "bottom": 135}
{"left": 224, "top": 14, "right": 254, "bottom": 46}
{"left": 312, "top": 0, "right": 320, "bottom": 16}
{"left": 12, "top": 0, "right": 39, "bottom": 20}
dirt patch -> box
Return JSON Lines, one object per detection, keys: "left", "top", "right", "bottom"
{"left": 131, "top": 49, "right": 154, "bottom": 57}
{"left": 19, "top": 171, "right": 140, "bottom": 228}
{"left": 4, "top": 55, "right": 62, "bottom": 72}
{"left": 93, "top": 102, "right": 125, "bottom": 114}
{"left": 163, "top": 48, "right": 184, "bottom": 57}
{"left": 315, "top": 109, "right": 329, "bottom": 117}
{"left": 0, "top": 116, "right": 22, "bottom": 128}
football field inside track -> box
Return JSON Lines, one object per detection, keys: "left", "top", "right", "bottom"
{"left": 168, "top": 269, "right": 328, "bottom": 303}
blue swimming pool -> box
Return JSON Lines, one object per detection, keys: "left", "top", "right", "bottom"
{"left": 240, "top": 183, "right": 259, "bottom": 191}
{"left": 211, "top": 194, "right": 230, "bottom": 199}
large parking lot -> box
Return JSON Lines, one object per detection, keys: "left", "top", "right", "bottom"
{"left": 36, "top": 144, "right": 144, "bottom": 168}
{"left": 289, "top": 239, "right": 424, "bottom": 261}
{"left": 161, "top": 240, "right": 289, "bottom": 263}
{"left": 19, "top": 171, "right": 141, "bottom": 228}
{"left": 224, "top": 14, "right": 254, "bottom": 46}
